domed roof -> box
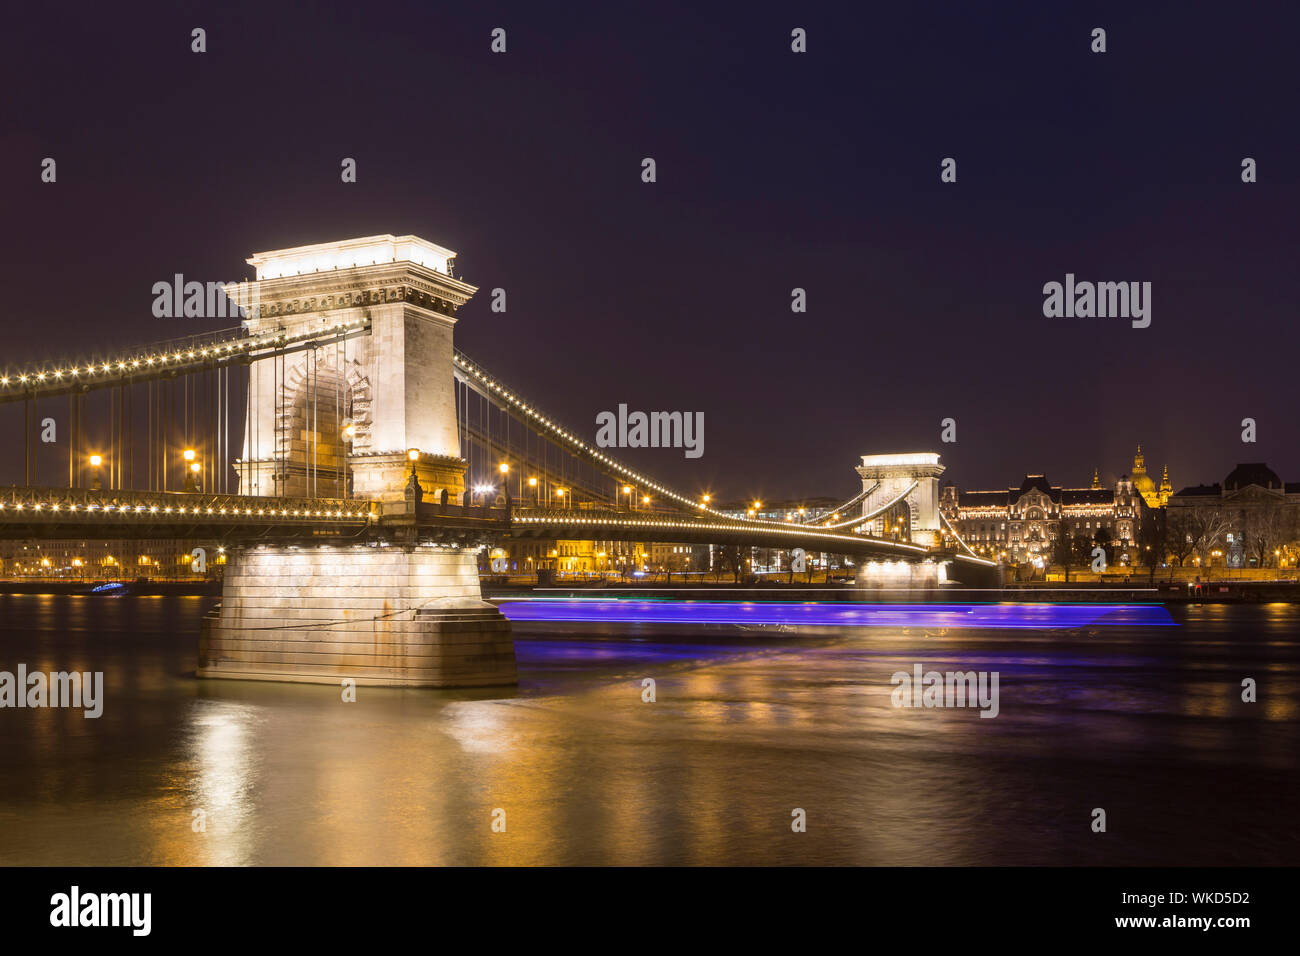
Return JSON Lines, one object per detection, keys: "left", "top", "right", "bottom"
{"left": 1224, "top": 463, "right": 1281, "bottom": 491}
{"left": 1131, "top": 446, "right": 1162, "bottom": 505}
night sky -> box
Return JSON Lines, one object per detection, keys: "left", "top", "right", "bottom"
{"left": 3, "top": 0, "right": 1297, "bottom": 503}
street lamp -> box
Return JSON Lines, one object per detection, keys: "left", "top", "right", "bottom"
{"left": 88, "top": 454, "right": 103, "bottom": 491}
{"left": 406, "top": 449, "right": 420, "bottom": 500}
{"left": 623, "top": 485, "right": 633, "bottom": 510}
{"left": 183, "top": 450, "right": 201, "bottom": 492}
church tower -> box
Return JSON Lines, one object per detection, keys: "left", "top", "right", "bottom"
{"left": 1158, "top": 465, "right": 1173, "bottom": 507}
{"left": 1131, "top": 445, "right": 1160, "bottom": 508}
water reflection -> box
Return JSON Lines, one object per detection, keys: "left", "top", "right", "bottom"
{"left": 0, "top": 594, "right": 1297, "bottom": 865}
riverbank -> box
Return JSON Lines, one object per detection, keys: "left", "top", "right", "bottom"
{"left": 0, "top": 579, "right": 221, "bottom": 596}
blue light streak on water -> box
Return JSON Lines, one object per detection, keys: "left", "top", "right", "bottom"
{"left": 495, "top": 600, "right": 1176, "bottom": 629}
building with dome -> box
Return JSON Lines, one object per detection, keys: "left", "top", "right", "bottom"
{"left": 1167, "top": 463, "right": 1300, "bottom": 568}
{"left": 1130, "top": 445, "right": 1173, "bottom": 508}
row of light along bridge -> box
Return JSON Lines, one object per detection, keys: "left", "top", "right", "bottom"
{"left": 0, "top": 234, "right": 991, "bottom": 572}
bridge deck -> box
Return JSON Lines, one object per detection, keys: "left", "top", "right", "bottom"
{"left": 0, "top": 487, "right": 370, "bottom": 539}
{"left": 508, "top": 507, "right": 938, "bottom": 558}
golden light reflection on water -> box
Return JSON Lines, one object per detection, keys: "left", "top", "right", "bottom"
{"left": 2, "top": 594, "right": 1300, "bottom": 865}
{"left": 189, "top": 703, "right": 259, "bottom": 865}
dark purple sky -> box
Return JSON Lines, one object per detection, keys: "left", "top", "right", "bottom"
{"left": 3, "top": 0, "right": 1297, "bottom": 503}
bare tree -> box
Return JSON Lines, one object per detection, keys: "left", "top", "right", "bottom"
{"left": 1139, "top": 508, "right": 1168, "bottom": 582}
{"left": 1188, "top": 508, "right": 1233, "bottom": 567}
{"left": 1247, "top": 506, "right": 1287, "bottom": 567}
{"left": 1052, "top": 530, "right": 1075, "bottom": 583}
{"left": 714, "top": 543, "right": 743, "bottom": 584}
{"left": 1166, "top": 510, "right": 1197, "bottom": 566}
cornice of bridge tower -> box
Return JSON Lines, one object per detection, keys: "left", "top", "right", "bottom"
{"left": 249, "top": 234, "right": 458, "bottom": 280}
{"left": 855, "top": 452, "right": 946, "bottom": 480}
{"left": 226, "top": 234, "right": 479, "bottom": 327}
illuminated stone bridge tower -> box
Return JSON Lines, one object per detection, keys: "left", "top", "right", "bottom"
{"left": 199, "top": 235, "right": 516, "bottom": 689}
{"left": 854, "top": 452, "right": 948, "bottom": 588}
{"left": 856, "top": 452, "right": 946, "bottom": 547}
{"left": 231, "top": 234, "right": 474, "bottom": 503}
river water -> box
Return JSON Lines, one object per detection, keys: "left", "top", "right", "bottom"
{"left": 0, "top": 594, "right": 1296, "bottom": 866}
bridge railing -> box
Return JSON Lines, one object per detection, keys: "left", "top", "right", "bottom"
{"left": 413, "top": 499, "right": 511, "bottom": 528}
{"left": 510, "top": 507, "right": 934, "bottom": 554}
{"left": 0, "top": 486, "right": 371, "bottom": 524}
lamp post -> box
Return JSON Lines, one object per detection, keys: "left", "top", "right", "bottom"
{"left": 89, "top": 454, "right": 103, "bottom": 491}
{"left": 183, "top": 449, "right": 200, "bottom": 493}
{"left": 528, "top": 476, "right": 538, "bottom": 506}
{"left": 623, "top": 485, "right": 633, "bottom": 511}
{"left": 406, "top": 448, "right": 423, "bottom": 506}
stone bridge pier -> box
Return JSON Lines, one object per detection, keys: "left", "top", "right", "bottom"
{"left": 197, "top": 235, "right": 516, "bottom": 688}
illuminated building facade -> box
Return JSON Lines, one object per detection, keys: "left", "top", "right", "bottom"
{"left": 486, "top": 538, "right": 645, "bottom": 576}
{"left": 1167, "top": 463, "right": 1300, "bottom": 568}
{"left": 0, "top": 538, "right": 227, "bottom": 579}
{"left": 941, "top": 472, "right": 1148, "bottom": 564}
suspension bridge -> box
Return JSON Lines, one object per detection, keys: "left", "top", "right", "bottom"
{"left": 0, "top": 234, "right": 994, "bottom": 687}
